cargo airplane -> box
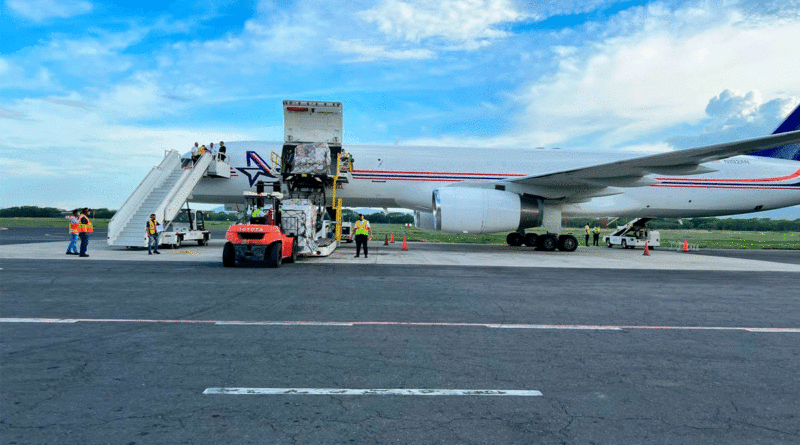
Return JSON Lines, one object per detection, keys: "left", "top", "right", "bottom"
{"left": 188, "top": 104, "right": 800, "bottom": 251}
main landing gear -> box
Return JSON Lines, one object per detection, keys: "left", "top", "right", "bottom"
{"left": 506, "top": 232, "right": 578, "bottom": 252}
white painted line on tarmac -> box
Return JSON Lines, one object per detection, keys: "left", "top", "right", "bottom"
{"left": 215, "top": 321, "right": 354, "bottom": 326}
{"left": 0, "top": 318, "right": 78, "bottom": 323}
{"left": 0, "top": 318, "right": 798, "bottom": 333}
{"left": 203, "top": 388, "right": 543, "bottom": 396}
{"left": 488, "top": 324, "right": 623, "bottom": 331}
{"left": 744, "top": 328, "right": 800, "bottom": 333}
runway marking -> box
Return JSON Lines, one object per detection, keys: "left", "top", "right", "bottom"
{"left": 0, "top": 318, "right": 798, "bottom": 333}
{"left": 488, "top": 324, "right": 623, "bottom": 330}
{"left": 0, "top": 318, "right": 78, "bottom": 323}
{"left": 215, "top": 321, "right": 354, "bottom": 326}
{"left": 203, "top": 388, "right": 543, "bottom": 396}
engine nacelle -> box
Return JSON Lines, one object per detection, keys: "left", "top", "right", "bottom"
{"left": 432, "top": 187, "right": 542, "bottom": 233}
{"left": 414, "top": 211, "right": 436, "bottom": 231}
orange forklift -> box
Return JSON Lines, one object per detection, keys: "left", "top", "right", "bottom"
{"left": 222, "top": 188, "right": 297, "bottom": 268}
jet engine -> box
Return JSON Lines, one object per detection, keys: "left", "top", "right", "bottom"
{"left": 432, "top": 187, "right": 542, "bottom": 233}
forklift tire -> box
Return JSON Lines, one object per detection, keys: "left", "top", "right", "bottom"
{"left": 284, "top": 239, "right": 297, "bottom": 264}
{"left": 197, "top": 237, "right": 208, "bottom": 246}
{"left": 266, "top": 243, "right": 282, "bottom": 268}
{"left": 222, "top": 242, "right": 236, "bottom": 267}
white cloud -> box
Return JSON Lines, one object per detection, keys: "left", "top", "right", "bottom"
{"left": 511, "top": 2, "right": 800, "bottom": 149}
{"left": 359, "top": 0, "right": 527, "bottom": 50}
{"left": 329, "top": 39, "right": 436, "bottom": 62}
{"left": 0, "top": 92, "right": 265, "bottom": 208}
{"left": 0, "top": 157, "right": 67, "bottom": 178}
{"left": 6, "top": 0, "right": 92, "bottom": 22}
{"left": 528, "top": 0, "right": 631, "bottom": 19}
{"left": 666, "top": 91, "right": 800, "bottom": 148}
{"left": 0, "top": 107, "right": 30, "bottom": 120}
{"left": 97, "top": 75, "right": 179, "bottom": 121}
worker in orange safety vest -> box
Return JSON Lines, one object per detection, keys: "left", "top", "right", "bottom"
{"left": 77, "top": 208, "right": 93, "bottom": 257}
{"left": 66, "top": 209, "right": 80, "bottom": 255}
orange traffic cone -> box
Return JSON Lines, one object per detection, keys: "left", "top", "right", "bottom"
{"left": 401, "top": 237, "right": 408, "bottom": 251}
{"left": 682, "top": 239, "right": 689, "bottom": 252}
{"left": 390, "top": 233, "right": 395, "bottom": 243}
{"left": 384, "top": 234, "right": 389, "bottom": 246}
{"left": 643, "top": 241, "right": 650, "bottom": 256}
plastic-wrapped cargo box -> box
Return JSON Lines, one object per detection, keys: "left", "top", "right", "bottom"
{"left": 292, "top": 142, "right": 331, "bottom": 175}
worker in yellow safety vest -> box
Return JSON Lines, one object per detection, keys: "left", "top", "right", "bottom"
{"left": 146, "top": 214, "right": 161, "bottom": 255}
{"left": 352, "top": 214, "right": 372, "bottom": 258}
{"left": 593, "top": 226, "right": 601, "bottom": 246}
{"left": 66, "top": 209, "right": 80, "bottom": 255}
{"left": 584, "top": 224, "right": 590, "bottom": 247}
{"left": 251, "top": 207, "right": 270, "bottom": 225}
{"left": 77, "top": 208, "right": 93, "bottom": 257}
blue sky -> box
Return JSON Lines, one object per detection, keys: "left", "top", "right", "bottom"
{"left": 1, "top": 0, "right": 799, "bottom": 218}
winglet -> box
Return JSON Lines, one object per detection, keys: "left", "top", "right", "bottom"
{"left": 749, "top": 104, "right": 800, "bottom": 160}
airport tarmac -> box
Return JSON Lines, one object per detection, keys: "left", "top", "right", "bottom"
{"left": 1, "top": 228, "right": 799, "bottom": 444}
{"left": 1, "top": 226, "right": 798, "bottom": 272}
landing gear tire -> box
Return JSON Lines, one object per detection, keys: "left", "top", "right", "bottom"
{"left": 266, "top": 243, "right": 282, "bottom": 268}
{"left": 524, "top": 233, "right": 538, "bottom": 247}
{"left": 506, "top": 232, "right": 524, "bottom": 247}
{"left": 557, "top": 235, "right": 578, "bottom": 252}
{"left": 222, "top": 242, "right": 236, "bottom": 267}
{"left": 537, "top": 234, "right": 558, "bottom": 251}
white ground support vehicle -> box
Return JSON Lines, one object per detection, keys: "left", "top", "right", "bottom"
{"left": 280, "top": 198, "right": 339, "bottom": 257}
{"left": 321, "top": 220, "right": 352, "bottom": 242}
{"left": 161, "top": 208, "right": 210, "bottom": 248}
{"left": 603, "top": 218, "right": 660, "bottom": 249}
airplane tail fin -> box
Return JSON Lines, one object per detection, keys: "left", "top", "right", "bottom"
{"left": 749, "top": 104, "right": 800, "bottom": 161}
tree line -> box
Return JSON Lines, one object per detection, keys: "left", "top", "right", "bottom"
{"left": 2, "top": 206, "right": 797, "bottom": 231}
{"left": 0, "top": 206, "right": 117, "bottom": 218}
{"left": 341, "top": 209, "right": 414, "bottom": 224}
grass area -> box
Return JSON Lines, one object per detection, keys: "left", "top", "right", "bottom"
{"left": 657, "top": 229, "right": 800, "bottom": 250}
{"left": 3, "top": 218, "right": 798, "bottom": 249}
{"left": 368, "top": 224, "right": 800, "bottom": 250}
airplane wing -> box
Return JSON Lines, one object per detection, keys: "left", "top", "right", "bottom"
{"left": 500, "top": 129, "right": 800, "bottom": 201}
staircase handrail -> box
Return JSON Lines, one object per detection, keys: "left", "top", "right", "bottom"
{"left": 156, "top": 152, "right": 214, "bottom": 227}
{"left": 108, "top": 150, "right": 182, "bottom": 244}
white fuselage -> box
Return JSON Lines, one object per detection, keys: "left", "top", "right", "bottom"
{"left": 191, "top": 141, "right": 800, "bottom": 219}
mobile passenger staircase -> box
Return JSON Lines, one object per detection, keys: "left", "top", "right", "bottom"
{"left": 107, "top": 151, "right": 228, "bottom": 247}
